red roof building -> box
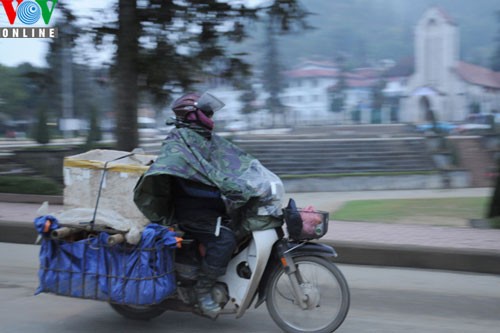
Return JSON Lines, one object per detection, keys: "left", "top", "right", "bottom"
{"left": 281, "top": 59, "right": 385, "bottom": 124}
{"left": 455, "top": 62, "right": 500, "bottom": 89}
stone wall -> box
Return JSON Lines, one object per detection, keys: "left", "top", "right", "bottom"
{"left": 283, "top": 171, "right": 469, "bottom": 192}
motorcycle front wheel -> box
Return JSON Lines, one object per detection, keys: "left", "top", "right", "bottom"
{"left": 109, "top": 303, "right": 167, "bottom": 321}
{"left": 266, "top": 256, "right": 350, "bottom": 333}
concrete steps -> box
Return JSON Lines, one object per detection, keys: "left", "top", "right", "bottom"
{"left": 235, "top": 138, "right": 436, "bottom": 176}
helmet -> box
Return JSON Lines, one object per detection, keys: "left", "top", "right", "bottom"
{"left": 171, "top": 92, "right": 201, "bottom": 118}
{"left": 171, "top": 92, "right": 224, "bottom": 131}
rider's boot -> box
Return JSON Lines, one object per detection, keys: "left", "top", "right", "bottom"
{"left": 194, "top": 271, "right": 221, "bottom": 318}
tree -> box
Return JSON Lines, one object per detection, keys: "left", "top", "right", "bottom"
{"left": 488, "top": 164, "right": 500, "bottom": 220}
{"left": 329, "top": 86, "right": 346, "bottom": 114}
{"left": 487, "top": 11, "right": 500, "bottom": 219}
{"left": 259, "top": 1, "right": 311, "bottom": 127}
{"left": 115, "top": 0, "right": 139, "bottom": 151}
{"left": 239, "top": 83, "right": 258, "bottom": 126}
{"left": 18, "top": 64, "right": 59, "bottom": 139}
{"left": 371, "top": 78, "right": 386, "bottom": 124}
{"left": 330, "top": 56, "right": 347, "bottom": 115}
{"left": 86, "top": 104, "right": 102, "bottom": 147}
{"left": 36, "top": 2, "right": 82, "bottom": 139}
{"left": 90, "top": 0, "right": 309, "bottom": 151}
{"left": 491, "top": 10, "right": 500, "bottom": 71}
{"left": 262, "top": 18, "right": 284, "bottom": 126}
{"left": 0, "top": 65, "right": 29, "bottom": 120}
{"left": 486, "top": 12, "right": 500, "bottom": 225}
{"left": 371, "top": 78, "right": 386, "bottom": 112}
{"left": 20, "top": 3, "right": 92, "bottom": 141}
{"left": 34, "top": 106, "right": 50, "bottom": 144}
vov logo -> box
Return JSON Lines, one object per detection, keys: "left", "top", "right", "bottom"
{"left": 0, "top": 0, "right": 58, "bottom": 38}
{"left": 1, "top": 0, "right": 58, "bottom": 25}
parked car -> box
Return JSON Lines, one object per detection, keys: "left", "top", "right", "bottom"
{"left": 456, "top": 123, "right": 491, "bottom": 133}
{"left": 456, "top": 114, "right": 493, "bottom": 134}
{"left": 415, "top": 121, "right": 457, "bottom": 134}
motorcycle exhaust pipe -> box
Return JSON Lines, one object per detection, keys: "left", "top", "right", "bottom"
{"left": 107, "top": 233, "right": 125, "bottom": 246}
{"left": 51, "top": 227, "right": 80, "bottom": 239}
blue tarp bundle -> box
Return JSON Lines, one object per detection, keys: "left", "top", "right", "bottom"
{"left": 34, "top": 216, "right": 177, "bottom": 305}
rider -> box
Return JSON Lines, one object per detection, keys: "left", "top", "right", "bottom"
{"left": 170, "top": 92, "right": 236, "bottom": 316}
{"left": 134, "top": 91, "right": 284, "bottom": 316}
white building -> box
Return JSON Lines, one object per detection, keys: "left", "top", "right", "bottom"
{"left": 281, "top": 60, "right": 339, "bottom": 124}
{"left": 199, "top": 7, "right": 500, "bottom": 128}
{"left": 281, "top": 7, "right": 500, "bottom": 126}
{"left": 281, "top": 60, "right": 382, "bottom": 125}
{"left": 400, "top": 7, "right": 500, "bottom": 123}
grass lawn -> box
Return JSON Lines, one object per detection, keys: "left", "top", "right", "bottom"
{"left": 332, "top": 197, "right": 490, "bottom": 226}
{"left": 0, "top": 176, "right": 62, "bottom": 195}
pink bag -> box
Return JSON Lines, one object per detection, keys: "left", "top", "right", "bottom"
{"left": 299, "top": 206, "right": 323, "bottom": 236}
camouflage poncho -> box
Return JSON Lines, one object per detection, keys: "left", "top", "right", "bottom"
{"left": 133, "top": 127, "right": 284, "bottom": 232}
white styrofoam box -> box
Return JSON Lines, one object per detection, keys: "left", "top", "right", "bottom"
{"left": 63, "top": 149, "right": 156, "bottom": 227}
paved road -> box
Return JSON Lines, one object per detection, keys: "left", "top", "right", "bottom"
{"left": 1, "top": 187, "right": 500, "bottom": 274}
{"left": 1, "top": 243, "right": 499, "bottom": 333}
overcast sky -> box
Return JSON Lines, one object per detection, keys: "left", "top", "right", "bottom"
{"left": 0, "top": 0, "right": 114, "bottom": 67}
{"left": 0, "top": 0, "right": 268, "bottom": 68}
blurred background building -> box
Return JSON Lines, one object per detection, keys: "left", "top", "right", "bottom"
{"left": 1, "top": 3, "right": 500, "bottom": 137}
{"left": 402, "top": 7, "right": 500, "bottom": 123}
{"left": 195, "top": 6, "right": 500, "bottom": 130}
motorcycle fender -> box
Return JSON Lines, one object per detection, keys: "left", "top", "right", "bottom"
{"left": 254, "top": 241, "right": 337, "bottom": 308}
{"left": 289, "top": 242, "right": 338, "bottom": 258}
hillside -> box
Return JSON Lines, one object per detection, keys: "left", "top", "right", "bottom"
{"left": 240, "top": 0, "right": 500, "bottom": 70}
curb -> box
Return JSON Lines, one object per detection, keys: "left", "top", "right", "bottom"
{"left": 1, "top": 219, "right": 499, "bottom": 275}
{"left": 325, "top": 240, "right": 500, "bottom": 275}
{"left": 0, "top": 221, "right": 38, "bottom": 245}
{"left": 0, "top": 193, "right": 63, "bottom": 205}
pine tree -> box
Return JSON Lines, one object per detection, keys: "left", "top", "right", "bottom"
{"left": 239, "top": 85, "right": 258, "bottom": 119}
{"left": 488, "top": 166, "right": 500, "bottom": 220}
{"left": 263, "top": 18, "right": 283, "bottom": 126}
{"left": 91, "top": 0, "right": 309, "bottom": 151}
{"left": 491, "top": 11, "right": 500, "bottom": 71}
{"left": 34, "top": 107, "right": 50, "bottom": 144}
{"left": 86, "top": 104, "right": 102, "bottom": 147}
{"left": 329, "top": 76, "right": 347, "bottom": 113}
{"left": 330, "top": 55, "right": 347, "bottom": 115}
{"left": 115, "top": 0, "right": 139, "bottom": 151}
{"left": 370, "top": 78, "right": 387, "bottom": 124}
{"left": 488, "top": 11, "right": 500, "bottom": 221}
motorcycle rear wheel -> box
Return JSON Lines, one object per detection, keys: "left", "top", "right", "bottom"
{"left": 266, "top": 256, "right": 350, "bottom": 333}
{"left": 109, "top": 303, "right": 167, "bottom": 321}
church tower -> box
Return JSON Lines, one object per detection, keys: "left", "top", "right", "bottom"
{"left": 403, "top": 7, "right": 463, "bottom": 122}
{"left": 415, "top": 7, "right": 459, "bottom": 89}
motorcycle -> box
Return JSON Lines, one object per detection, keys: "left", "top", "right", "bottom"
{"left": 108, "top": 207, "right": 351, "bottom": 333}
